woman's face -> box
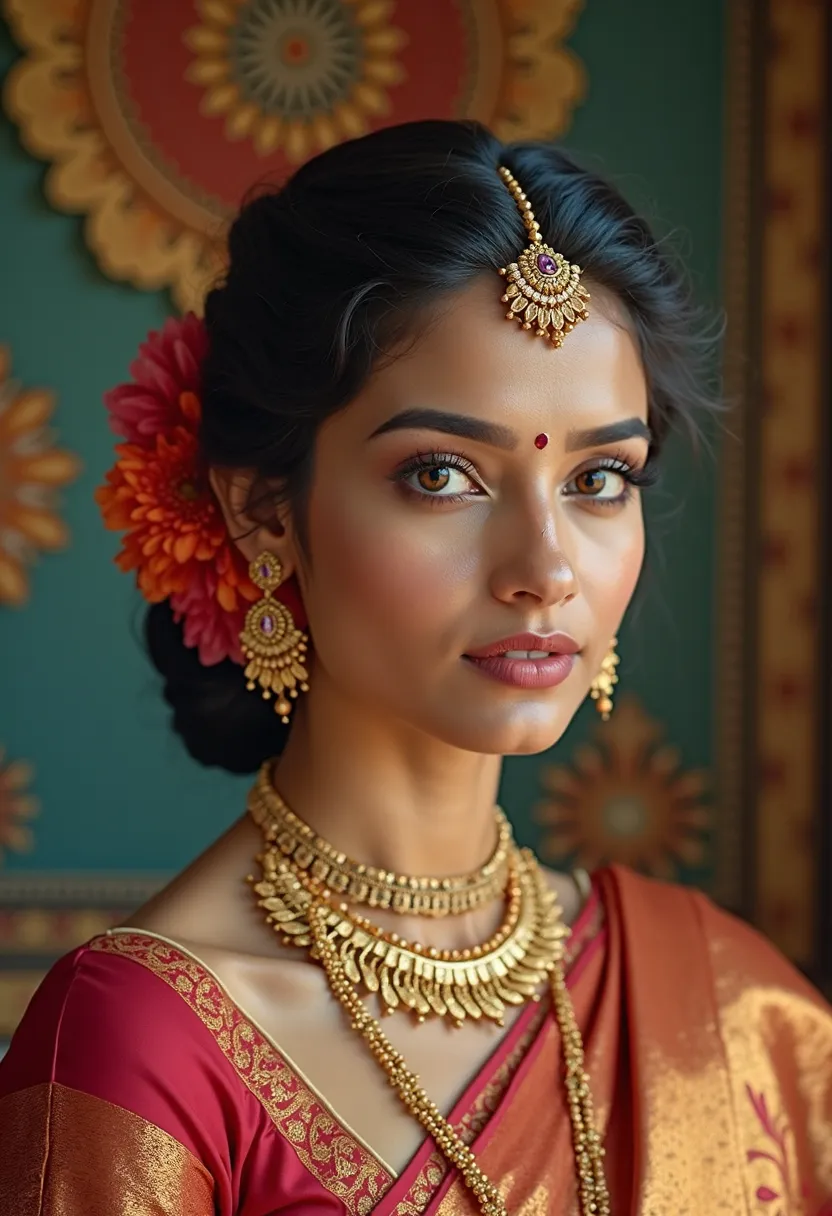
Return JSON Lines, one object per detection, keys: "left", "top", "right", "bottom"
{"left": 289, "top": 277, "right": 649, "bottom": 756}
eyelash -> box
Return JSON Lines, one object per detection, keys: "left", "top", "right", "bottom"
{"left": 393, "top": 449, "right": 483, "bottom": 505}
{"left": 572, "top": 451, "right": 659, "bottom": 508}
{"left": 393, "top": 448, "right": 658, "bottom": 507}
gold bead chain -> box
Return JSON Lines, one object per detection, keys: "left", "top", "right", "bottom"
{"left": 551, "top": 966, "right": 611, "bottom": 1214}
{"left": 308, "top": 896, "right": 610, "bottom": 1216}
{"left": 309, "top": 904, "right": 508, "bottom": 1216}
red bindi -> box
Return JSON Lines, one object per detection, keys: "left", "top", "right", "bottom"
{"left": 534, "top": 433, "right": 549, "bottom": 450}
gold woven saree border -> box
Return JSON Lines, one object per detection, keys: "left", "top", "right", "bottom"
{"left": 90, "top": 933, "right": 393, "bottom": 1216}
{"left": 0, "top": 1082, "right": 215, "bottom": 1215}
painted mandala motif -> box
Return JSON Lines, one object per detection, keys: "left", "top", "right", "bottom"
{"left": 0, "top": 746, "right": 39, "bottom": 865}
{"left": 1, "top": 0, "right": 586, "bottom": 313}
{"left": 0, "top": 347, "right": 80, "bottom": 607}
{"left": 186, "top": 0, "right": 407, "bottom": 161}
{"left": 536, "top": 696, "right": 710, "bottom": 880}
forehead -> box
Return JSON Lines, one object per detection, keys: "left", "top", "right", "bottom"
{"left": 352, "top": 277, "right": 649, "bottom": 434}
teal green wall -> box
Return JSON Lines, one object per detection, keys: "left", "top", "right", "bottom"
{"left": 0, "top": 2, "right": 724, "bottom": 874}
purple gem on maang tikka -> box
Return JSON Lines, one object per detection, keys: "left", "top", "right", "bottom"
{"left": 260, "top": 615, "right": 275, "bottom": 635}
{"left": 536, "top": 252, "right": 557, "bottom": 275}
{"left": 259, "top": 564, "right": 271, "bottom": 580}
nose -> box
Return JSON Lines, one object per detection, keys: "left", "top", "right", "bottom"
{"left": 488, "top": 507, "right": 579, "bottom": 609}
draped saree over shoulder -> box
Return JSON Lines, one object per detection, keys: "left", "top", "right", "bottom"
{"left": 1, "top": 866, "right": 830, "bottom": 1215}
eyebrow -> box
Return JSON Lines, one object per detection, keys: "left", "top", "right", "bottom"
{"left": 369, "top": 408, "right": 518, "bottom": 451}
{"left": 369, "top": 409, "right": 651, "bottom": 452}
{"left": 565, "top": 419, "right": 652, "bottom": 451}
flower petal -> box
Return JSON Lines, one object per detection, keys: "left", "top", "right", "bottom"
{"left": 173, "top": 531, "right": 199, "bottom": 563}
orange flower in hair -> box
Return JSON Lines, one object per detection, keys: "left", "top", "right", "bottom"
{"left": 95, "top": 314, "right": 301, "bottom": 668}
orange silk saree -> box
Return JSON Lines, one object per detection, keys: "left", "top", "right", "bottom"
{"left": 1, "top": 865, "right": 830, "bottom": 1215}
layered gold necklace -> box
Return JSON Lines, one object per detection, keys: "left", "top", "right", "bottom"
{"left": 247, "top": 766, "right": 610, "bottom": 1216}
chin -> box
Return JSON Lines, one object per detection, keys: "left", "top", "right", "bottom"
{"left": 428, "top": 703, "right": 577, "bottom": 758}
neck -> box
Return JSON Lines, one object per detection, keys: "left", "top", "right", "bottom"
{"left": 272, "top": 684, "right": 503, "bottom": 881}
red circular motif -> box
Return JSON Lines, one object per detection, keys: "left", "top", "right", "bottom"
{"left": 3, "top": 0, "right": 586, "bottom": 311}
{"left": 534, "top": 433, "right": 549, "bottom": 450}
{"left": 282, "top": 37, "right": 311, "bottom": 66}
{"left": 119, "top": 0, "right": 473, "bottom": 215}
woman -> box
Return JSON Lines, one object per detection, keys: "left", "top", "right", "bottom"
{"left": 0, "top": 120, "right": 829, "bottom": 1215}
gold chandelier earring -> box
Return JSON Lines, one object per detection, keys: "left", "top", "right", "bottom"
{"left": 239, "top": 552, "right": 309, "bottom": 723}
{"left": 590, "top": 639, "right": 619, "bottom": 720}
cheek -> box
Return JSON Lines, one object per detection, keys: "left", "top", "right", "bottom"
{"left": 579, "top": 511, "right": 645, "bottom": 628}
{"left": 303, "top": 484, "right": 477, "bottom": 650}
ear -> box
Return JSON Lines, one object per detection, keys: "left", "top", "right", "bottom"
{"left": 209, "top": 467, "right": 300, "bottom": 576}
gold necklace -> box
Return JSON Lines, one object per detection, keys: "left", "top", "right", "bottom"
{"left": 249, "top": 809, "right": 565, "bottom": 1028}
{"left": 250, "top": 766, "right": 511, "bottom": 916}
{"left": 248, "top": 798, "right": 610, "bottom": 1216}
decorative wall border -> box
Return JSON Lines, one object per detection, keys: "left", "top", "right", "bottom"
{"left": 717, "top": 0, "right": 829, "bottom": 973}
{"left": 0, "top": 871, "right": 168, "bottom": 905}
{"left": 0, "top": 872, "right": 167, "bottom": 1039}
{"left": 820, "top": 3, "right": 832, "bottom": 998}
{"left": 754, "top": 0, "right": 827, "bottom": 968}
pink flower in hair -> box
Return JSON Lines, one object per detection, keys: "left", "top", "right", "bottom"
{"left": 171, "top": 565, "right": 247, "bottom": 668}
{"left": 104, "top": 313, "right": 208, "bottom": 445}
{"left": 98, "top": 311, "right": 307, "bottom": 667}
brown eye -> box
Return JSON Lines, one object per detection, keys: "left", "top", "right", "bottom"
{"left": 566, "top": 466, "right": 629, "bottom": 502}
{"left": 417, "top": 467, "right": 451, "bottom": 493}
{"left": 399, "top": 457, "right": 482, "bottom": 499}
{"left": 575, "top": 470, "right": 609, "bottom": 495}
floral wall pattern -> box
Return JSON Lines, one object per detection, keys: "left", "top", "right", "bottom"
{"left": 537, "top": 696, "right": 709, "bottom": 882}
{"left": 0, "top": 746, "right": 37, "bottom": 865}
{"left": 2, "top": 0, "right": 585, "bottom": 312}
{"left": 0, "top": 345, "right": 79, "bottom": 606}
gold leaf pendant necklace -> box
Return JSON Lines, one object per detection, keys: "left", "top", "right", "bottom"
{"left": 246, "top": 769, "right": 610, "bottom": 1216}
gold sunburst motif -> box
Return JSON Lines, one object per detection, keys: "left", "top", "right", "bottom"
{"left": 536, "top": 696, "right": 709, "bottom": 880}
{"left": 0, "top": 746, "right": 39, "bottom": 865}
{"left": 0, "top": 346, "right": 81, "bottom": 607}
{"left": 185, "top": 0, "right": 408, "bottom": 162}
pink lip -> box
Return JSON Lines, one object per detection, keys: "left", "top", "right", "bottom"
{"left": 464, "top": 632, "right": 581, "bottom": 659}
{"left": 463, "top": 632, "right": 580, "bottom": 690}
{"left": 464, "top": 653, "right": 576, "bottom": 690}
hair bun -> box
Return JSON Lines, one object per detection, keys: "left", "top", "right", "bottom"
{"left": 145, "top": 601, "right": 285, "bottom": 774}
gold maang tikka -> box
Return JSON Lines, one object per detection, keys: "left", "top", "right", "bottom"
{"left": 239, "top": 552, "right": 309, "bottom": 723}
{"left": 590, "top": 639, "right": 619, "bottom": 720}
{"left": 497, "top": 165, "right": 590, "bottom": 347}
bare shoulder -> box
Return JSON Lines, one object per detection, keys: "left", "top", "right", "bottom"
{"left": 125, "top": 813, "right": 296, "bottom": 965}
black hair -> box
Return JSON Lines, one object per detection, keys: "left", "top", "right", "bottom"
{"left": 145, "top": 119, "right": 716, "bottom": 774}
